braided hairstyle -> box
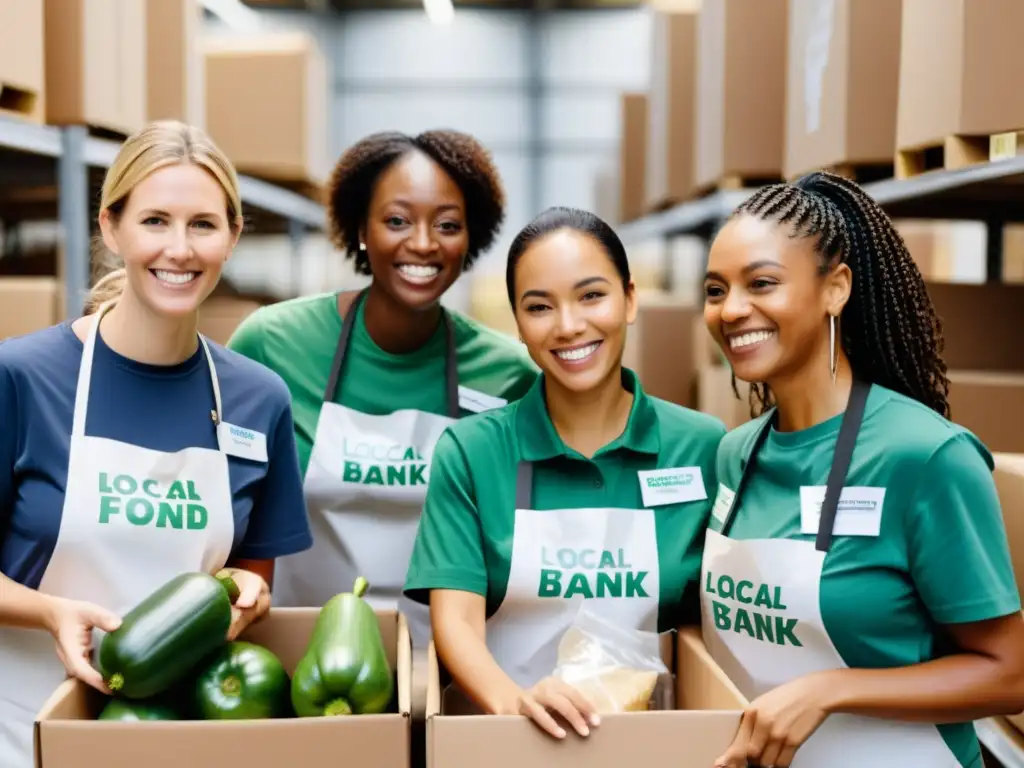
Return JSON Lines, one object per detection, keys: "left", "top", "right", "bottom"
{"left": 326, "top": 130, "right": 505, "bottom": 276}
{"left": 728, "top": 170, "right": 950, "bottom": 418}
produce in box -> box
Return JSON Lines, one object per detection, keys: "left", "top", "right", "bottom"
{"left": 98, "top": 698, "right": 180, "bottom": 721}
{"left": 194, "top": 641, "right": 292, "bottom": 720}
{"left": 292, "top": 577, "right": 394, "bottom": 716}
{"left": 98, "top": 570, "right": 240, "bottom": 699}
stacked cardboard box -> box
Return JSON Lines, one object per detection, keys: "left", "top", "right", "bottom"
{"left": 203, "top": 32, "right": 330, "bottom": 191}
{"left": 0, "top": 0, "right": 45, "bottom": 124}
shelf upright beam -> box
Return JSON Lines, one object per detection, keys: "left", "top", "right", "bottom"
{"left": 58, "top": 126, "right": 91, "bottom": 320}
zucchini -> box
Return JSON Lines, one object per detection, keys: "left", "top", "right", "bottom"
{"left": 99, "top": 571, "right": 238, "bottom": 699}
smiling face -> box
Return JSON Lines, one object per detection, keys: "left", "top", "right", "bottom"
{"left": 703, "top": 213, "right": 850, "bottom": 386}
{"left": 513, "top": 228, "right": 636, "bottom": 394}
{"left": 362, "top": 150, "right": 469, "bottom": 311}
{"left": 99, "top": 162, "right": 238, "bottom": 318}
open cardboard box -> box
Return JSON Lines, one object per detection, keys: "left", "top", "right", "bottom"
{"left": 425, "top": 627, "right": 746, "bottom": 767}
{"left": 34, "top": 608, "right": 412, "bottom": 768}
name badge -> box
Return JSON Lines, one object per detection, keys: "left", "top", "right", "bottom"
{"left": 799, "top": 485, "right": 885, "bottom": 537}
{"left": 217, "top": 421, "right": 268, "bottom": 463}
{"left": 711, "top": 483, "right": 736, "bottom": 524}
{"left": 458, "top": 385, "right": 508, "bottom": 414}
{"left": 638, "top": 467, "right": 707, "bottom": 508}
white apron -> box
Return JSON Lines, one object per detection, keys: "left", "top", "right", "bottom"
{"left": 484, "top": 462, "right": 662, "bottom": 691}
{"left": 272, "top": 288, "right": 461, "bottom": 650}
{"left": 700, "top": 380, "right": 962, "bottom": 767}
{"left": 0, "top": 301, "right": 235, "bottom": 768}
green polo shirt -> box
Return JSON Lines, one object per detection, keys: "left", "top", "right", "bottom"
{"left": 404, "top": 368, "right": 727, "bottom": 631}
{"left": 227, "top": 291, "right": 539, "bottom": 476}
{"left": 708, "top": 384, "right": 1020, "bottom": 768}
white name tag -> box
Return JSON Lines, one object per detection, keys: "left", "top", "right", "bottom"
{"left": 800, "top": 485, "right": 885, "bottom": 537}
{"left": 217, "top": 421, "right": 268, "bottom": 463}
{"left": 458, "top": 385, "right": 508, "bottom": 414}
{"left": 638, "top": 467, "right": 707, "bottom": 507}
{"left": 711, "top": 483, "right": 736, "bottom": 524}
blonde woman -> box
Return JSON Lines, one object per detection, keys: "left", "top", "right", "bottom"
{"left": 0, "top": 121, "right": 312, "bottom": 767}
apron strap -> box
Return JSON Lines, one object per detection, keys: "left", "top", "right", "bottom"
{"left": 814, "top": 379, "right": 870, "bottom": 553}
{"left": 515, "top": 461, "right": 533, "bottom": 509}
{"left": 324, "top": 287, "right": 461, "bottom": 419}
{"left": 198, "top": 334, "right": 224, "bottom": 427}
{"left": 72, "top": 302, "right": 224, "bottom": 436}
{"left": 719, "top": 380, "right": 872, "bottom": 554}
{"left": 323, "top": 288, "right": 368, "bottom": 403}
{"left": 719, "top": 410, "right": 775, "bottom": 537}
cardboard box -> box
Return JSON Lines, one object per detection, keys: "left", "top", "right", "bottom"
{"left": 424, "top": 628, "right": 745, "bottom": 767}
{"left": 645, "top": 9, "right": 699, "bottom": 208}
{"left": 146, "top": 0, "right": 204, "bottom": 127}
{"left": 0, "top": 277, "right": 61, "bottom": 339}
{"left": 622, "top": 297, "right": 701, "bottom": 408}
{"left": 928, "top": 283, "right": 1024, "bottom": 371}
{"left": 34, "top": 608, "right": 413, "bottom": 768}
{"left": 44, "top": 0, "right": 147, "bottom": 136}
{"left": 618, "top": 92, "right": 648, "bottom": 223}
{"left": 198, "top": 295, "right": 265, "bottom": 345}
{"left": 896, "top": 0, "right": 1024, "bottom": 174}
{"left": 994, "top": 455, "right": 1024, "bottom": 735}
{"left": 693, "top": 0, "right": 788, "bottom": 190}
{"left": 204, "top": 32, "right": 330, "bottom": 188}
{"left": 947, "top": 372, "right": 1024, "bottom": 454}
{"left": 697, "top": 364, "right": 751, "bottom": 431}
{"left": 784, "top": 0, "right": 902, "bottom": 180}
{"left": 0, "top": 0, "right": 45, "bottom": 123}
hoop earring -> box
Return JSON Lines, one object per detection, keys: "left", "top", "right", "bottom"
{"left": 829, "top": 314, "right": 838, "bottom": 384}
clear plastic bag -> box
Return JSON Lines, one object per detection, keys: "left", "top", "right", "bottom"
{"left": 550, "top": 607, "right": 671, "bottom": 714}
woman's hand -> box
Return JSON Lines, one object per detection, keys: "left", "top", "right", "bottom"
{"left": 46, "top": 597, "right": 122, "bottom": 693}
{"left": 511, "top": 676, "right": 601, "bottom": 740}
{"left": 714, "top": 672, "right": 836, "bottom": 768}
{"left": 219, "top": 567, "right": 270, "bottom": 641}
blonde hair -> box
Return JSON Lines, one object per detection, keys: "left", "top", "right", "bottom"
{"left": 85, "top": 120, "right": 243, "bottom": 314}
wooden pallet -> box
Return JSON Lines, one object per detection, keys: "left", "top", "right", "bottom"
{"left": 895, "top": 134, "right": 992, "bottom": 179}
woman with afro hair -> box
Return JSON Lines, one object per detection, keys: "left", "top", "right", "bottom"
{"left": 228, "top": 130, "right": 538, "bottom": 647}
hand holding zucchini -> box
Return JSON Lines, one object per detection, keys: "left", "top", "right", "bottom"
{"left": 291, "top": 577, "right": 394, "bottom": 717}
{"left": 98, "top": 571, "right": 239, "bottom": 699}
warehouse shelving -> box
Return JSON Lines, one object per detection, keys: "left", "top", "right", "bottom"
{"left": 0, "top": 113, "right": 326, "bottom": 318}
{"left": 616, "top": 153, "right": 1024, "bottom": 287}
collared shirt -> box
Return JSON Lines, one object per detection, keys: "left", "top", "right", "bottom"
{"left": 404, "top": 367, "right": 726, "bottom": 630}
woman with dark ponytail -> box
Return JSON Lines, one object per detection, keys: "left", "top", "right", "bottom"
{"left": 701, "top": 170, "right": 1024, "bottom": 768}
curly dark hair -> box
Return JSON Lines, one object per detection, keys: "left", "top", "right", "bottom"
{"left": 727, "top": 170, "right": 950, "bottom": 419}
{"left": 326, "top": 129, "right": 506, "bottom": 276}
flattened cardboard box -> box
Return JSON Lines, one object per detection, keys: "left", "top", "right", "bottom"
{"left": 425, "top": 628, "right": 746, "bottom": 768}
{"left": 34, "top": 608, "right": 412, "bottom": 768}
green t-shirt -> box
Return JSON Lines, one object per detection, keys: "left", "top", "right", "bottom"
{"left": 708, "top": 384, "right": 1020, "bottom": 767}
{"left": 404, "top": 368, "right": 728, "bottom": 632}
{"left": 227, "top": 291, "right": 540, "bottom": 476}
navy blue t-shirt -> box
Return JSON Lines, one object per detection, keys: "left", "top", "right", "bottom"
{"left": 0, "top": 321, "right": 313, "bottom": 588}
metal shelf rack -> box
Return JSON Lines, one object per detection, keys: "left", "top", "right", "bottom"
{"left": 616, "top": 153, "right": 1024, "bottom": 289}
{"left": 0, "top": 114, "right": 325, "bottom": 317}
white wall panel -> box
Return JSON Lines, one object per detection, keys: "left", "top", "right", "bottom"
{"left": 336, "top": 9, "right": 527, "bottom": 82}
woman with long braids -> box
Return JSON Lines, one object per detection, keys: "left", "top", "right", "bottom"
{"left": 700, "top": 170, "right": 1024, "bottom": 768}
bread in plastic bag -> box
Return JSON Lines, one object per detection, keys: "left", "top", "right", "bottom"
{"left": 551, "top": 607, "right": 669, "bottom": 714}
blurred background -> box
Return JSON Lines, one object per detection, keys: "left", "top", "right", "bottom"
{"left": 4, "top": 0, "right": 1024, "bottom": 763}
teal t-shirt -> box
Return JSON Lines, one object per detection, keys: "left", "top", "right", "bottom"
{"left": 708, "top": 384, "right": 1021, "bottom": 767}
{"left": 227, "top": 291, "right": 540, "bottom": 476}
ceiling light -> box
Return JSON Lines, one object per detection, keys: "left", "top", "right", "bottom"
{"left": 423, "top": 0, "right": 455, "bottom": 25}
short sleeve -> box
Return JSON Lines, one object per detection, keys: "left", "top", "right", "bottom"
{"left": 906, "top": 433, "right": 1021, "bottom": 625}
{"left": 231, "top": 399, "right": 313, "bottom": 560}
{"left": 404, "top": 429, "right": 487, "bottom": 604}
{"left": 0, "top": 358, "right": 17, "bottom": 538}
